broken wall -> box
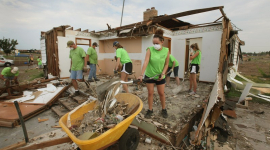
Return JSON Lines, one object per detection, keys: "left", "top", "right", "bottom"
{"left": 171, "top": 25, "right": 223, "bottom": 82}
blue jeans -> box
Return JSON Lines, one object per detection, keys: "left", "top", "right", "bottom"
{"left": 88, "top": 64, "right": 96, "bottom": 80}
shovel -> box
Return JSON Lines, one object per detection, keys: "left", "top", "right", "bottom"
{"left": 171, "top": 78, "right": 185, "bottom": 94}
{"left": 97, "top": 64, "right": 102, "bottom": 72}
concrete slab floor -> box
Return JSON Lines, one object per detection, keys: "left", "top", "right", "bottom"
{"left": 226, "top": 102, "right": 270, "bottom": 150}
{"left": 0, "top": 109, "right": 60, "bottom": 148}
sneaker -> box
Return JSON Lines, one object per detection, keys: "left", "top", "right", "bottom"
{"left": 145, "top": 109, "right": 153, "bottom": 119}
{"left": 74, "top": 91, "right": 80, "bottom": 96}
{"left": 88, "top": 79, "right": 94, "bottom": 82}
{"left": 189, "top": 91, "right": 196, "bottom": 95}
{"left": 94, "top": 78, "right": 100, "bottom": 81}
{"left": 161, "top": 109, "right": 168, "bottom": 118}
{"left": 187, "top": 89, "right": 192, "bottom": 93}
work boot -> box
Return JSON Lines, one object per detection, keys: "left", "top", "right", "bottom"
{"left": 94, "top": 78, "right": 100, "bottom": 81}
{"left": 74, "top": 91, "right": 80, "bottom": 96}
{"left": 88, "top": 79, "right": 94, "bottom": 82}
{"left": 145, "top": 109, "right": 153, "bottom": 119}
{"left": 161, "top": 109, "right": 168, "bottom": 118}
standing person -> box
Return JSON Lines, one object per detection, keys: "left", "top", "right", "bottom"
{"left": 188, "top": 43, "right": 201, "bottom": 95}
{"left": 138, "top": 29, "right": 170, "bottom": 118}
{"left": 166, "top": 54, "right": 180, "bottom": 86}
{"left": 37, "top": 56, "right": 42, "bottom": 70}
{"left": 28, "top": 54, "right": 34, "bottom": 66}
{"left": 113, "top": 41, "right": 132, "bottom": 93}
{"left": 0, "top": 67, "right": 19, "bottom": 86}
{"left": 67, "top": 41, "right": 87, "bottom": 96}
{"left": 85, "top": 42, "right": 100, "bottom": 82}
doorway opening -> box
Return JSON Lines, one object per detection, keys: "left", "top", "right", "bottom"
{"left": 184, "top": 38, "right": 202, "bottom": 81}
{"left": 163, "top": 37, "right": 171, "bottom": 53}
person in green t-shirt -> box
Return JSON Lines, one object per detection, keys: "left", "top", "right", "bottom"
{"left": 188, "top": 43, "right": 202, "bottom": 95}
{"left": 67, "top": 40, "right": 87, "bottom": 96}
{"left": 37, "top": 56, "right": 42, "bottom": 70}
{"left": 0, "top": 67, "right": 19, "bottom": 86}
{"left": 166, "top": 54, "right": 180, "bottom": 86}
{"left": 113, "top": 41, "right": 133, "bottom": 93}
{"left": 85, "top": 42, "right": 100, "bottom": 82}
{"left": 138, "top": 29, "right": 170, "bottom": 119}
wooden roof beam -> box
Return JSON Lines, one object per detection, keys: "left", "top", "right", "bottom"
{"left": 82, "top": 29, "right": 88, "bottom": 33}
{"left": 153, "top": 6, "right": 223, "bottom": 23}
{"left": 214, "top": 16, "right": 223, "bottom": 23}
{"left": 219, "top": 7, "right": 228, "bottom": 20}
{"left": 66, "top": 27, "right": 73, "bottom": 30}
{"left": 75, "top": 28, "right": 81, "bottom": 31}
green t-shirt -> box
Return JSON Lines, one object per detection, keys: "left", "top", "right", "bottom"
{"left": 37, "top": 58, "right": 42, "bottom": 65}
{"left": 86, "top": 47, "right": 98, "bottom": 64}
{"left": 1, "top": 67, "right": 19, "bottom": 77}
{"left": 116, "top": 48, "right": 132, "bottom": 64}
{"left": 191, "top": 50, "right": 201, "bottom": 65}
{"left": 69, "top": 47, "right": 86, "bottom": 71}
{"left": 145, "top": 46, "right": 169, "bottom": 80}
{"left": 169, "top": 55, "right": 179, "bottom": 67}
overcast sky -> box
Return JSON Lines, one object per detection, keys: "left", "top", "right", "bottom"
{"left": 0, "top": 0, "right": 269, "bottom": 52}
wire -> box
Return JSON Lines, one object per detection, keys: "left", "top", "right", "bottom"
{"left": 120, "top": 0, "right": 125, "bottom": 27}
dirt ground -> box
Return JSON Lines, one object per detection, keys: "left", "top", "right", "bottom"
{"left": 226, "top": 101, "right": 270, "bottom": 150}
{"left": 238, "top": 55, "right": 270, "bottom": 77}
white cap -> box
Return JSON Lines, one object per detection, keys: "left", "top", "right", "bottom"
{"left": 11, "top": 67, "right": 18, "bottom": 74}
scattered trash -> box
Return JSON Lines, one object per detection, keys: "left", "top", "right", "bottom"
{"left": 145, "top": 137, "right": 152, "bottom": 144}
{"left": 253, "top": 108, "right": 264, "bottom": 114}
{"left": 38, "top": 118, "right": 49, "bottom": 123}
{"left": 49, "top": 132, "right": 56, "bottom": 138}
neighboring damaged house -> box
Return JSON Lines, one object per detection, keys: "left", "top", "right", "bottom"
{"left": 41, "top": 6, "right": 244, "bottom": 83}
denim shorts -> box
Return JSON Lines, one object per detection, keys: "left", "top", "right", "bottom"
{"left": 70, "top": 70, "right": 83, "bottom": 79}
{"left": 4, "top": 76, "right": 15, "bottom": 80}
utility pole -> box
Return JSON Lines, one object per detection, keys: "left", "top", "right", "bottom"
{"left": 120, "top": 0, "right": 125, "bottom": 27}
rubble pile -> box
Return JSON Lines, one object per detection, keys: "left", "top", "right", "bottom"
{"left": 69, "top": 101, "right": 131, "bottom": 140}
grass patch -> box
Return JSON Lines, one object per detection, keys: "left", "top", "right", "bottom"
{"left": 250, "top": 95, "right": 270, "bottom": 104}
{"left": 29, "top": 72, "right": 44, "bottom": 81}
{"left": 226, "top": 87, "right": 241, "bottom": 98}
{"left": 235, "top": 75, "right": 246, "bottom": 82}
{"left": 226, "top": 87, "right": 270, "bottom": 104}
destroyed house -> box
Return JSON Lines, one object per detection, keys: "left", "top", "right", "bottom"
{"left": 40, "top": 6, "right": 244, "bottom": 83}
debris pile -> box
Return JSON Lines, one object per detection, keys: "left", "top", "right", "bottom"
{"left": 69, "top": 101, "right": 131, "bottom": 140}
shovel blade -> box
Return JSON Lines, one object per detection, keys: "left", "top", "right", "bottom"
{"left": 172, "top": 86, "right": 183, "bottom": 94}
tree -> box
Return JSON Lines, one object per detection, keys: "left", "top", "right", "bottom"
{"left": 0, "top": 37, "right": 18, "bottom": 56}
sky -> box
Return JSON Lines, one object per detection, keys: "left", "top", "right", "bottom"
{"left": 0, "top": 0, "right": 269, "bottom": 53}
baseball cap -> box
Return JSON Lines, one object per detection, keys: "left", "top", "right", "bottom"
{"left": 67, "top": 41, "right": 75, "bottom": 48}
{"left": 92, "top": 42, "right": 98, "bottom": 47}
{"left": 11, "top": 67, "right": 18, "bottom": 74}
{"left": 113, "top": 41, "right": 119, "bottom": 47}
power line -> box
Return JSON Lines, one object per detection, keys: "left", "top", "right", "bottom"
{"left": 120, "top": 0, "right": 125, "bottom": 27}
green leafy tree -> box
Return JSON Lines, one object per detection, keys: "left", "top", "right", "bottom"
{"left": 0, "top": 37, "right": 18, "bottom": 56}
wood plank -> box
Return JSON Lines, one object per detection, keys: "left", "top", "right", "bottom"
{"left": 153, "top": 6, "right": 223, "bottom": 23}
{"left": 58, "top": 98, "right": 79, "bottom": 111}
{"left": 1, "top": 140, "right": 26, "bottom": 150}
{"left": 72, "top": 96, "right": 88, "bottom": 104}
{"left": 51, "top": 105, "right": 69, "bottom": 117}
{"left": 16, "top": 137, "right": 71, "bottom": 150}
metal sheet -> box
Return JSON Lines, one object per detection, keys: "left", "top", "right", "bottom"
{"left": 238, "top": 82, "right": 253, "bottom": 103}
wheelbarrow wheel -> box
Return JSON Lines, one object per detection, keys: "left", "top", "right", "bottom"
{"left": 119, "top": 128, "right": 140, "bottom": 150}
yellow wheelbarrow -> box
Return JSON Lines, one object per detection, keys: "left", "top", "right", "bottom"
{"left": 59, "top": 93, "right": 143, "bottom": 150}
